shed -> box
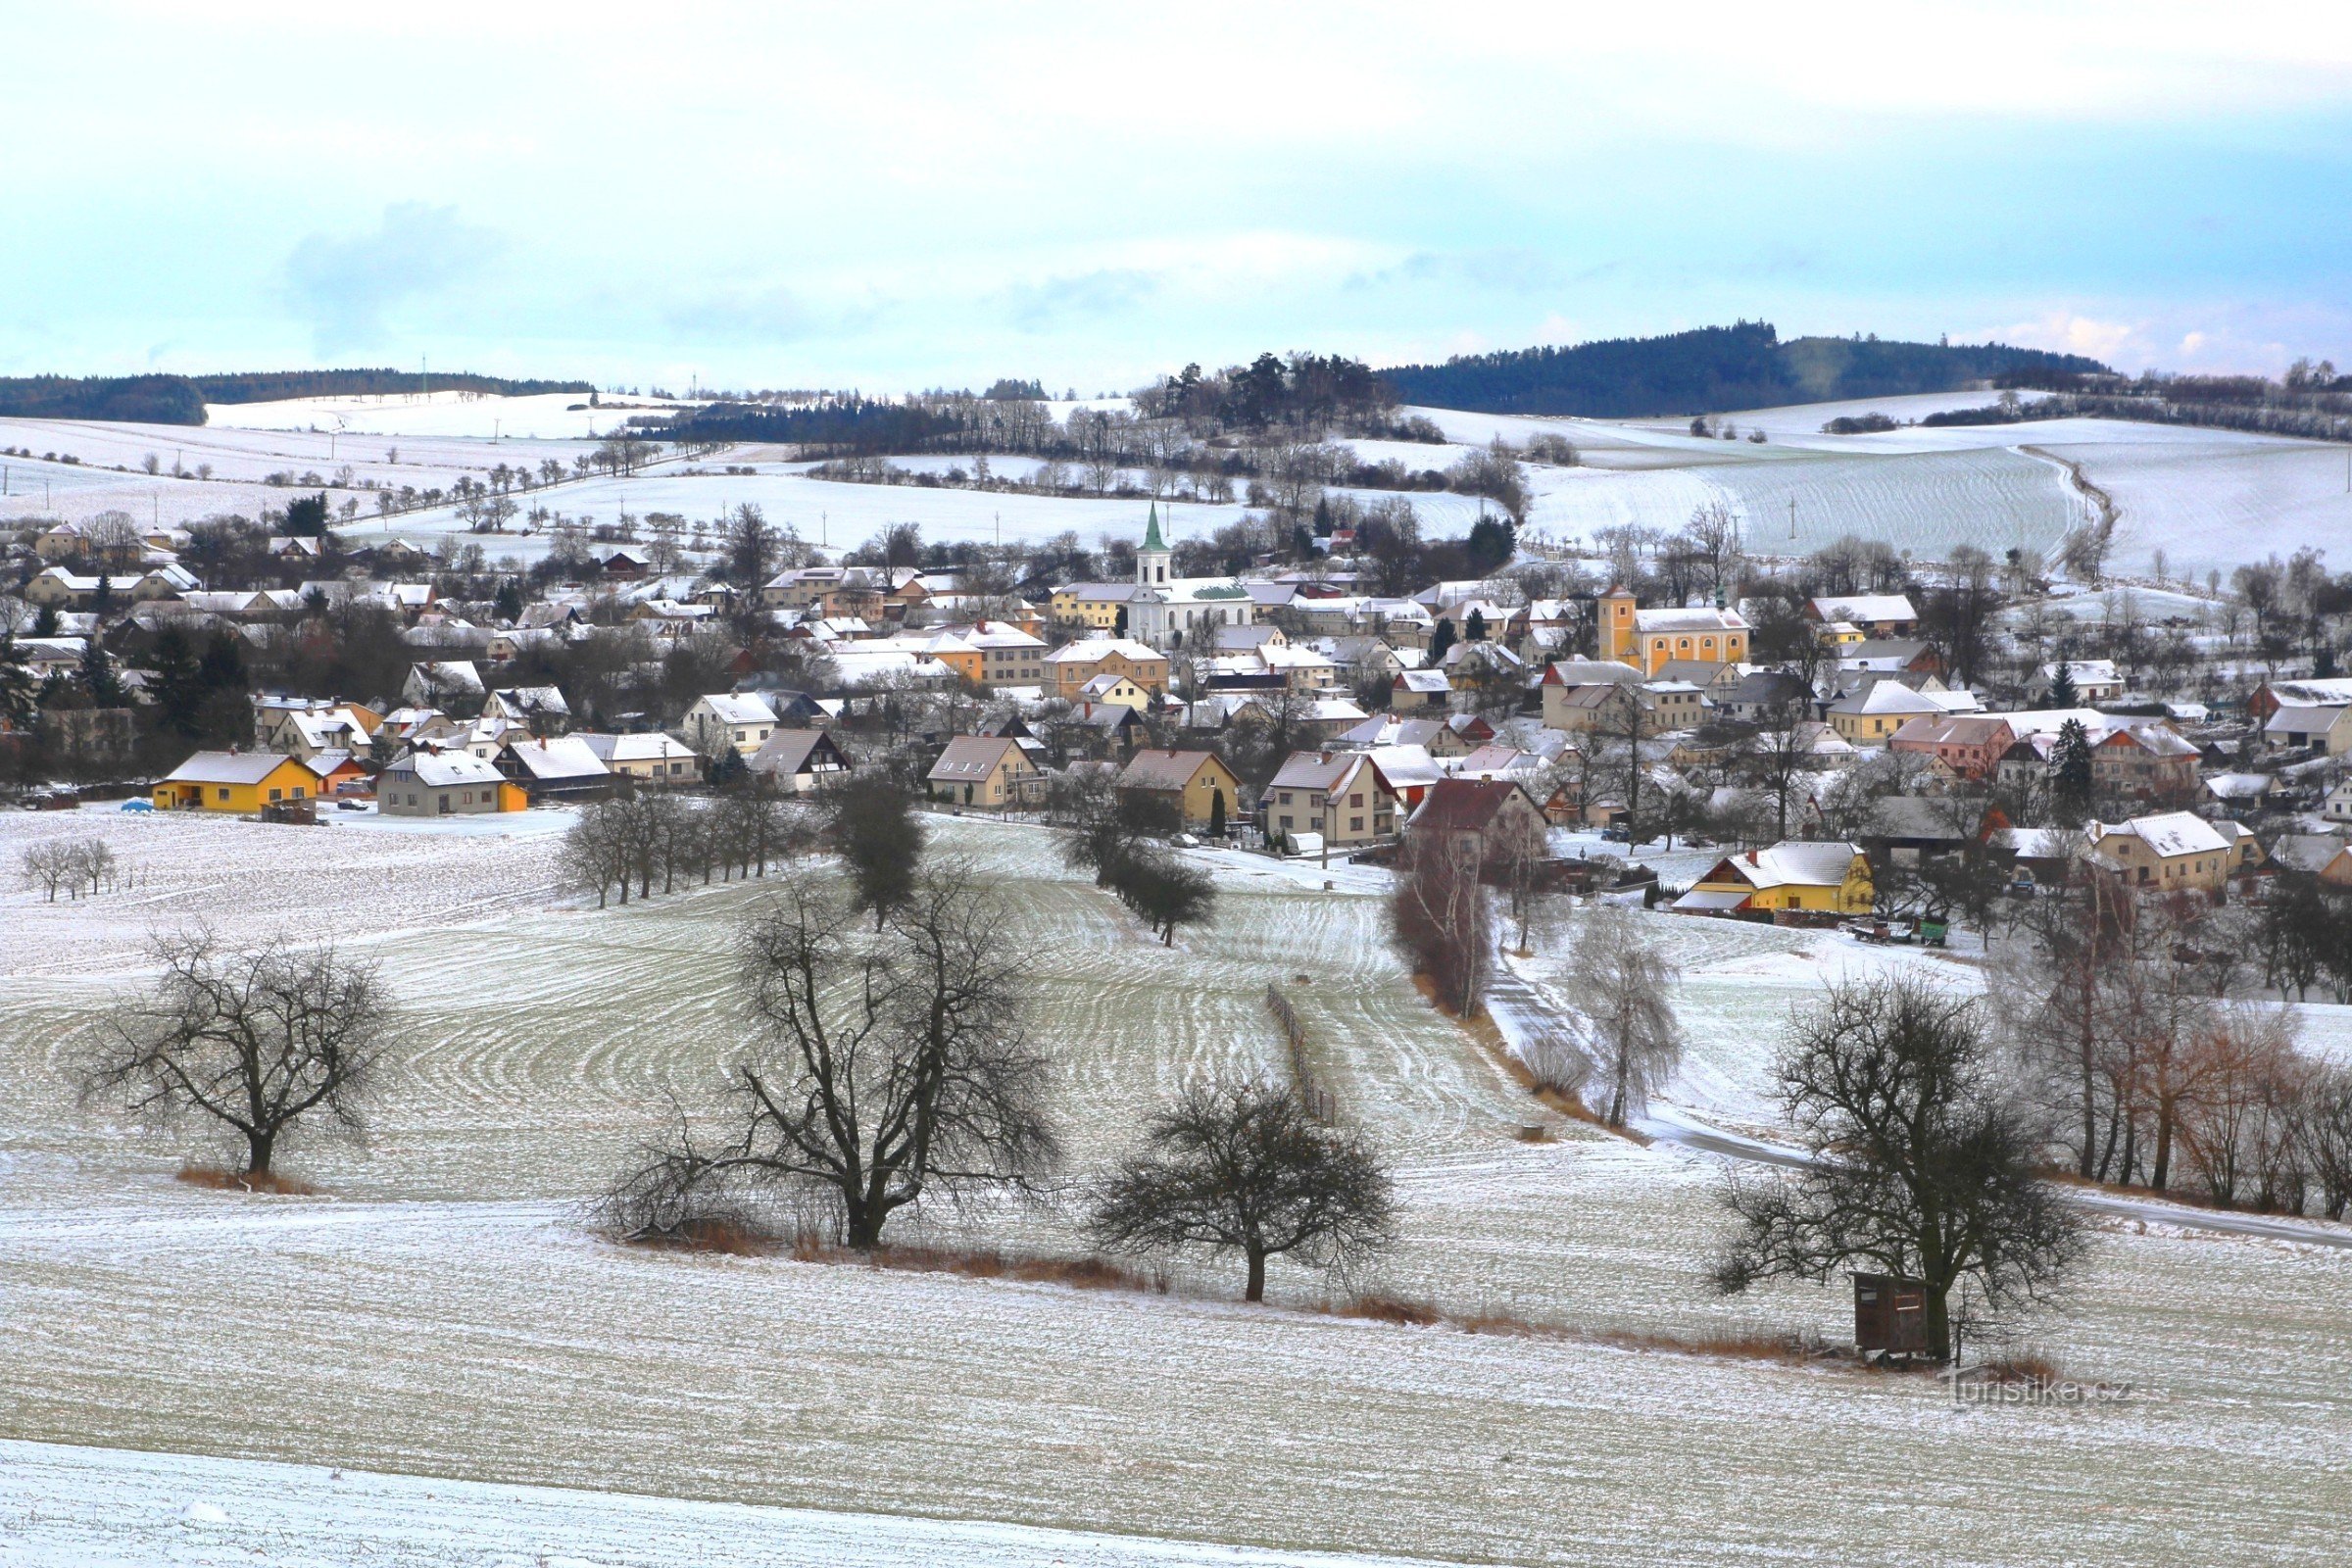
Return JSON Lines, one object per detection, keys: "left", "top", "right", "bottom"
{"left": 1852, "top": 1273, "right": 1930, "bottom": 1356}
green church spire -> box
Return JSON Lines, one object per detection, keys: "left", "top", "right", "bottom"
{"left": 1142, "top": 502, "right": 1166, "bottom": 554}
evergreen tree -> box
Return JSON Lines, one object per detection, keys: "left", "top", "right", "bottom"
{"left": 1429, "top": 617, "right": 1457, "bottom": 664}
{"left": 80, "top": 635, "right": 124, "bottom": 709}
{"left": 197, "top": 628, "right": 246, "bottom": 693}
{"left": 2047, "top": 661, "right": 2079, "bottom": 709}
{"left": 494, "top": 578, "right": 524, "bottom": 623}
{"left": 284, "top": 492, "right": 330, "bottom": 537}
{"left": 2050, "top": 717, "right": 2093, "bottom": 826}
{"left": 31, "top": 603, "right": 62, "bottom": 638}
{"left": 149, "top": 625, "right": 205, "bottom": 738}
{"left": 0, "top": 635, "right": 36, "bottom": 727}
{"left": 1464, "top": 607, "right": 1488, "bottom": 643}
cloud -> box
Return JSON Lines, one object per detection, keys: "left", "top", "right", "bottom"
{"left": 1346, "top": 248, "right": 1568, "bottom": 294}
{"left": 1001, "top": 269, "right": 1158, "bottom": 332}
{"left": 283, "top": 202, "right": 505, "bottom": 354}
{"left": 1989, "top": 311, "right": 2149, "bottom": 367}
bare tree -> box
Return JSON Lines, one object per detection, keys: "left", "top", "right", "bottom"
{"left": 1089, "top": 1079, "right": 1394, "bottom": 1301}
{"left": 1566, "top": 906, "right": 1683, "bottom": 1127}
{"left": 601, "top": 868, "right": 1055, "bottom": 1250}
{"left": 21, "top": 841, "right": 74, "bottom": 903}
{"left": 1389, "top": 828, "right": 1490, "bottom": 1017}
{"left": 78, "top": 934, "right": 391, "bottom": 1178}
{"left": 1714, "top": 975, "right": 2082, "bottom": 1362}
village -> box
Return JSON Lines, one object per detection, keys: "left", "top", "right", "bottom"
{"left": 13, "top": 492, "right": 2350, "bottom": 939}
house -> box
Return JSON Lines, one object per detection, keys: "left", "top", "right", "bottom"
{"left": 151, "top": 751, "right": 320, "bottom": 812}
{"left": 600, "top": 548, "right": 652, "bottom": 579}
{"left": 1402, "top": 777, "right": 1549, "bottom": 867}
{"left": 2033, "top": 659, "right": 2127, "bottom": 706}
{"left": 1115, "top": 749, "right": 1244, "bottom": 831}
{"left": 1674, "top": 842, "right": 1874, "bottom": 918}
{"left": 2263, "top": 703, "right": 2352, "bottom": 755}
{"left": 1887, "top": 715, "right": 2015, "bottom": 781}
{"left": 1338, "top": 714, "right": 1446, "bottom": 752}
{"left": 1597, "top": 586, "right": 1749, "bottom": 675}
{"left": 301, "top": 749, "right": 370, "bottom": 799}
{"left": 2248, "top": 675, "right": 2352, "bottom": 722}
{"left": 1537, "top": 659, "right": 1643, "bottom": 728}
{"left": 496, "top": 736, "right": 611, "bottom": 800}
{"left": 1840, "top": 639, "right": 1945, "bottom": 680}
{"left": 1545, "top": 680, "right": 1705, "bottom": 737}
{"left": 748, "top": 728, "right": 854, "bottom": 792}
{"left": 926, "top": 735, "right": 1043, "bottom": 810}
{"left": 1265, "top": 751, "right": 1398, "bottom": 847}
{"left": 1826, "top": 680, "right": 1980, "bottom": 744}
{"left": 1045, "top": 636, "right": 1169, "bottom": 702}
{"left": 268, "top": 704, "right": 380, "bottom": 760}
{"left": 2273, "top": 834, "right": 2352, "bottom": 890}
{"left": 378, "top": 751, "right": 523, "bottom": 815}
{"left": 1075, "top": 671, "right": 1153, "bottom": 711}
{"left": 403, "top": 661, "right": 485, "bottom": 710}
{"left": 683, "top": 693, "right": 780, "bottom": 757}
{"left": 1806, "top": 594, "right": 1919, "bottom": 639}
{"left": 579, "top": 732, "right": 706, "bottom": 785}
{"left": 955, "top": 620, "right": 1050, "bottom": 690}
{"left": 1391, "top": 668, "right": 1453, "bottom": 712}
{"left": 2090, "top": 722, "right": 2200, "bottom": 804}
{"left": 1361, "top": 744, "right": 1444, "bottom": 809}
{"left": 481, "top": 685, "right": 572, "bottom": 735}
{"left": 2327, "top": 779, "right": 2352, "bottom": 825}
{"left": 2083, "top": 811, "right": 2245, "bottom": 894}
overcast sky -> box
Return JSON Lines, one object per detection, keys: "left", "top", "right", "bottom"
{"left": 9, "top": 1, "right": 2352, "bottom": 393}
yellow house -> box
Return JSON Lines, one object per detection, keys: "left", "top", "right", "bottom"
{"left": 1673, "top": 841, "right": 1873, "bottom": 916}
{"left": 2085, "top": 812, "right": 2240, "bottom": 894}
{"left": 1115, "top": 748, "right": 1244, "bottom": 831}
{"left": 1051, "top": 583, "right": 1143, "bottom": 633}
{"left": 152, "top": 751, "right": 320, "bottom": 812}
{"left": 1597, "top": 587, "right": 1749, "bottom": 675}
{"left": 1046, "top": 636, "right": 1169, "bottom": 701}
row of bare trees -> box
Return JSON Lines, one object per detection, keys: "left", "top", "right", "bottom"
{"left": 2005, "top": 879, "right": 2352, "bottom": 1216}
{"left": 21, "top": 836, "right": 119, "bottom": 902}
{"left": 561, "top": 788, "right": 808, "bottom": 906}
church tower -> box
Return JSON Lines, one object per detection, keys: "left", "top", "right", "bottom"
{"left": 1600, "top": 585, "right": 1638, "bottom": 665}
{"left": 1136, "top": 503, "right": 1170, "bottom": 588}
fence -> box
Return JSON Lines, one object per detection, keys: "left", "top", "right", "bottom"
{"left": 1264, "top": 983, "right": 1337, "bottom": 1122}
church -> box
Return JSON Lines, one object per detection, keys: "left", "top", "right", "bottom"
{"left": 1052, "top": 505, "right": 1255, "bottom": 653}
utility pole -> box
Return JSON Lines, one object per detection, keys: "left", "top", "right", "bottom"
{"left": 1788, "top": 496, "right": 1797, "bottom": 541}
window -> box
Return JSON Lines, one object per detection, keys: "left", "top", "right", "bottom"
{"left": 292, "top": 787, "right": 306, "bottom": 800}
{"left": 1350, "top": 816, "right": 1363, "bottom": 832}
{"left": 217, "top": 787, "right": 229, "bottom": 801}
{"left": 1279, "top": 814, "right": 1294, "bottom": 829}
{"left": 269, "top": 788, "right": 282, "bottom": 802}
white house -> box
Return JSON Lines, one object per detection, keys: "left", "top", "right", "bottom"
{"left": 683, "top": 693, "right": 780, "bottom": 757}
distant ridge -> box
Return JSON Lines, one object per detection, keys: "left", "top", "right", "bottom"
{"left": 0, "top": 368, "right": 597, "bottom": 426}
{"left": 1380, "top": 321, "right": 2111, "bottom": 418}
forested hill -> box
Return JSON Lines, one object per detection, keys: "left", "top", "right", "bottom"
{"left": 1380, "top": 322, "right": 2110, "bottom": 417}
{"left": 0, "top": 368, "right": 596, "bottom": 425}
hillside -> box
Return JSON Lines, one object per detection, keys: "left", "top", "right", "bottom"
{"left": 1382, "top": 321, "right": 2110, "bottom": 417}
{"left": 0, "top": 368, "right": 595, "bottom": 425}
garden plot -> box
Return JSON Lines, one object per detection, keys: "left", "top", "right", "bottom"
{"left": 1, "top": 813, "right": 2349, "bottom": 1565}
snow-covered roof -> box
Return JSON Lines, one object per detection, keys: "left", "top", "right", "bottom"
{"left": 501, "top": 736, "right": 608, "bottom": 782}
{"left": 1702, "top": 841, "right": 1863, "bottom": 891}
{"left": 2093, "top": 811, "right": 2229, "bottom": 858}
{"left": 1810, "top": 593, "right": 1917, "bottom": 623}
{"left": 1634, "top": 606, "right": 1747, "bottom": 633}
{"left": 696, "top": 693, "right": 778, "bottom": 725}
{"left": 1045, "top": 637, "right": 1163, "bottom": 665}
{"left": 397, "top": 752, "right": 504, "bottom": 788}
{"left": 160, "top": 750, "right": 305, "bottom": 785}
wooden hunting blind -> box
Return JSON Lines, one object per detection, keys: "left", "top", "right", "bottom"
{"left": 1852, "top": 1273, "right": 1929, "bottom": 1355}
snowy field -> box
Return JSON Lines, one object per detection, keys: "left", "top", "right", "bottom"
{"left": 7, "top": 387, "right": 2347, "bottom": 581}
{"left": 1, "top": 810, "right": 2348, "bottom": 1565}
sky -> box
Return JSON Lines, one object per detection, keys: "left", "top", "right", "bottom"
{"left": 7, "top": 1, "right": 2352, "bottom": 395}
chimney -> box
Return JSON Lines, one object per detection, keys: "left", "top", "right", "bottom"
{"left": 1746, "top": 849, "right": 1759, "bottom": 864}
